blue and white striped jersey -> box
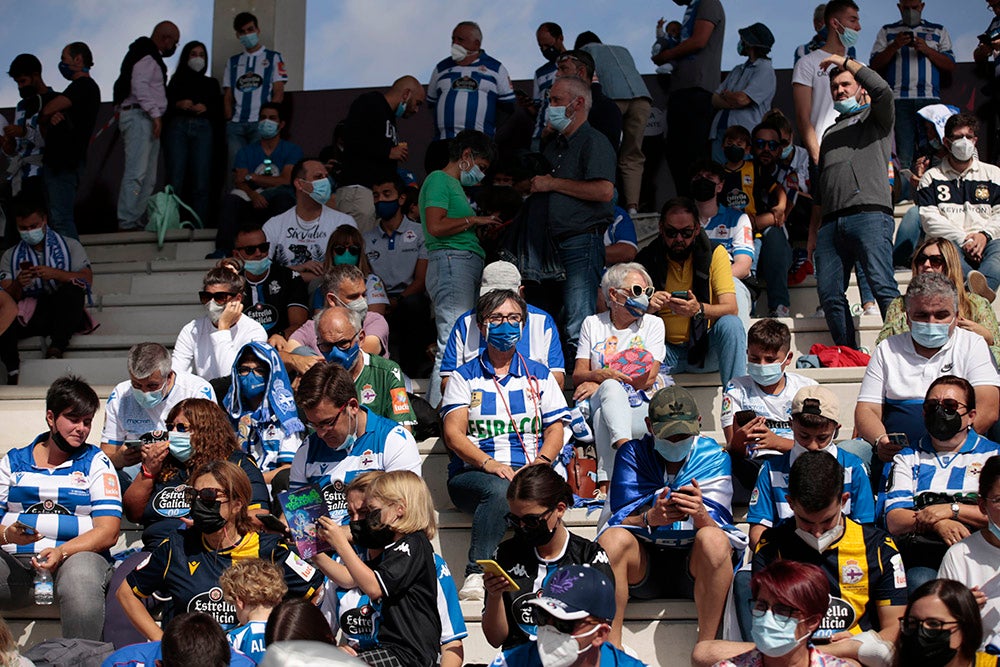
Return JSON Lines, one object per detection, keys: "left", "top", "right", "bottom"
{"left": 227, "top": 621, "right": 266, "bottom": 664}
{"left": 0, "top": 437, "right": 122, "bottom": 555}
{"left": 441, "top": 352, "right": 570, "bottom": 476}
{"left": 871, "top": 21, "right": 953, "bottom": 99}
{"left": 427, "top": 51, "right": 516, "bottom": 139}
{"left": 531, "top": 60, "right": 557, "bottom": 140}
{"left": 223, "top": 48, "right": 287, "bottom": 123}
{"left": 440, "top": 305, "right": 564, "bottom": 377}
{"left": 5, "top": 91, "right": 52, "bottom": 181}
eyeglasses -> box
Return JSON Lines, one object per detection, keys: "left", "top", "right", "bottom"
{"left": 922, "top": 398, "right": 968, "bottom": 417}
{"left": 307, "top": 405, "right": 347, "bottom": 433}
{"left": 662, "top": 227, "right": 696, "bottom": 239}
{"left": 753, "top": 138, "right": 781, "bottom": 151}
{"left": 534, "top": 610, "right": 579, "bottom": 635}
{"left": 318, "top": 332, "right": 359, "bottom": 354}
{"left": 750, "top": 599, "right": 801, "bottom": 625}
{"left": 332, "top": 244, "right": 361, "bottom": 256}
{"left": 620, "top": 284, "right": 654, "bottom": 298}
{"left": 899, "top": 617, "right": 959, "bottom": 635}
{"left": 165, "top": 422, "right": 190, "bottom": 432}
{"left": 183, "top": 487, "right": 228, "bottom": 504}
{"left": 234, "top": 242, "right": 270, "bottom": 256}
{"left": 914, "top": 253, "right": 946, "bottom": 269}
{"left": 199, "top": 290, "right": 240, "bottom": 304}
{"left": 485, "top": 313, "right": 524, "bottom": 325}
{"left": 236, "top": 366, "right": 265, "bottom": 378}
{"left": 505, "top": 507, "right": 555, "bottom": 530}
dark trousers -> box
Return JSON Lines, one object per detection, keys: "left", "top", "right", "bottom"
{"left": 0, "top": 282, "right": 86, "bottom": 372}
{"left": 215, "top": 187, "right": 296, "bottom": 252}
{"left": 666, "top": 87, "right": 713, "bottom": 197}
{"left": 387, "top": 291, "right": 435, "bottom": 378}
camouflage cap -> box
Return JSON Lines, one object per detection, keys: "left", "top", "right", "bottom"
{"left": 791, "top": 385, "right": 840, "bottom": 423}
{"left": 647, "top": 386, "right": 700, "bottom": 439}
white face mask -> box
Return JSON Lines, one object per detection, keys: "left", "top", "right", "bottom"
{"left": 795, "top": 520, "right": 844, "bottom": 553}
{"left": 451, "top": 43, "right": 470, "bottom": 62}
{"left": 949, "top": 136, "right": 975, "bottom": 162}
{"left": 536, "top": 624, "right": 601, "bottom": 667}
{"left": 206, "top": 300, "right": 226, "bottom": 324}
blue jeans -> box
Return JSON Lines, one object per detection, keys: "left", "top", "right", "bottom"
{"left": 662, "top": 314, "right": 747, "bottom": 386}
{"left": 556, "top": 231, "right": 605, "bottom": 354}
{"left": 226, "top": 120, "right": 260, "bottom": 183}
{"left": 906, "top": 566, "right": 939, "bottom": 596}
{"left": 164, "top": 116, "right": 213, "bottom": 225}
{"left": 447, "top": 469, "right": 511, "bottom": 576}
{"left": 895, "top": 98, "right": 937, "bottom": 199}
{"left": 893, "top": 206, "right": 922, "bottom": 268}
{"left": 586, "top": 379, "right": 650, "bottom": 483}
{"left": 43, "top": 164, "right": 83, "bottom": 239}
{"left": 757, "top": 226, "right": 792, "bottom": 311}
{"left": 814, "top": 212, "right": 899, "bottom": 347}
{"left": 734, "top": 568, "right": 753, "bottom": 641}
{"left": 117, "top": 109, "right": 160, "bottom": 228}
{"left": 955, "top": 239, "right": 1000, "bottom": 290}
{"left": 427, "top": 249, "right": 484, "bottom": 406}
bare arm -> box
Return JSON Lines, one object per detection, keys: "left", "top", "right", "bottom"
{"left": 731, "top": 255, "right": 752, "bottom": 280}
{"left": 604, "top": 243, "right": 637, "bottom": 265}
{"left": 854, "top": 401, "right": 886, "bottom": 449}
{"left": 116, "top": 580, "right": 164, "bottom": 641}
{"left": 0, "top": 291, "right": 15, "bottom": 335}
{"left": 530, "top": 176, "right": 613, "bottom": 203}
{"left": 792, "top": 83, "right": 820, "bottom": 164}
{"left": 423, "top": 206, "right": 498, "bottom": 237}
{"left": 399, "top": 258, "right": 428, "bottom": 298}
{"left": 704, "top": 291, "right": 737, "bottom": 321}
{"left": 271, "top": 81, "right": 285, "bottom": 104}
{"left": 973, "top": 385, "right": 999, "bottom": 435}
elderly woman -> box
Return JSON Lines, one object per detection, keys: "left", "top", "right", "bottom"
{"left": 441, "top": 289, "right": 570, "bottom": 601}
{"left": 573, "top": 262, "right": 668, "bottom": 496}
{"left": 882, "top": 376, "right": 993, "bottom": 594}
{"left": 172, "top": 259, "right": 267, "bottom": 380}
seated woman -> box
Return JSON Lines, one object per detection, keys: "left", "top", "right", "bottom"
{"left": 222, "top": 342, "right": 304, "bottom": 486}
{"left": 0, "top": 375, "right": 121, "bottom": 641}
{"left": 116, "top": 460, "right": 323, "bottom": 637}
{"left": 573, "top": 262, "right": 667, "bottom": 496}
{"left": 441, "top": 289, "right": 570, "bottom": 601}
{"left": 173, "top": 259, "right": 267, "bottom": 380}
{"left": 482, "top": 464, "right": 613, "bottom": 651}
{"left": 877, "top": 237, "right": 1000, "bottom": 364}
{"left": 311, "top": 225, "right": 390, "bottom": 316}
{"left": 882, "top": 375, "right": 992, "bottom": 594}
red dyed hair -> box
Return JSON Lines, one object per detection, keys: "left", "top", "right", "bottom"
{"left": 751, "top": 560, "right": 830, "bottom": 620}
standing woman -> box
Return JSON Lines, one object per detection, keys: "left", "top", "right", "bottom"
{"left": 163, "top": 41, "right": 221, "bottom": 225}
{"left": 420, "top": 129, "right": 499, "bottom": 406}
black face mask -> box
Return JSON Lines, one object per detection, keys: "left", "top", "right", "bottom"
{"left": 924, "top": 406, "right": 966, "bottom": 441}
{"left": 51, "top": 430, "right": 79, "bottom": 454}
{"left": 350, "top": 508, "right": 396, "bottom": 549}
{"left": 514, "top": 521, "right": 556, "bottom": 547}
{"left": 540, "top": 45, "right": 561, "bottom": 62}
{"left": 690, "top": 177, "right": 717, "bottom": 203}
{"left": 17, "top": 85, "right": 35, "bottom": 100}
{"left": 190, "top": 497, "right": 227, "bottom": 534}
{"left": 723, "top": 145, "right": 746, "bottom": 163}
{"left": 162, "top": 45, "right": 177, "bottom": 58}
{"left": 898, "top": 627, "right": 957, "bottom": 667}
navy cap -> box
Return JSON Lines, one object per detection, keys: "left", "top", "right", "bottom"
{"left": 526, "top": 565, "right": 616, "bottom": 621}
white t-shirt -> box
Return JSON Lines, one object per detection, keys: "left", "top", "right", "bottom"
{"left": 171, "top": 314, "right": 268, "bottom": 380}
{"left": 577, "top": 312, "right": 667, "bottom": 406}
{"left": 791, "top": 48, "right": 839, "bottom": 143}
{"left": 939, "top": 530, "right": 1000, "bottom": 651}
{"left": 720, "top": 372, "right": 818, "bottom": 444}
{"left": 262, "top": 207, "right": 358, "bottom": 269}
{"left": 101, "top": 371, "right": 216, "bottom": 445}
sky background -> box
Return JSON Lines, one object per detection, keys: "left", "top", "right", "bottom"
{"left": 0, "top": 0, "right": 990, "bottom": 109}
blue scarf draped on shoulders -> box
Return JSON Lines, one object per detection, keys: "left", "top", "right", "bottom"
{"left": 224, "top": 342, "right": 304, "bottom": 439}
{"left": 13, "top": 227, "right": 72, "bottom": 296}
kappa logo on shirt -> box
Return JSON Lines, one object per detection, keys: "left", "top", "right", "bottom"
{"left": 394, "top": 541, "right": 411, "bottom": 556}
{"left": 509, "top": 563, "right": 528, "bottom": 578}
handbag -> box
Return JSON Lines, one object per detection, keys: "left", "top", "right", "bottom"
{"left": 566, "top": 447, "right": 598, "bottom": 499}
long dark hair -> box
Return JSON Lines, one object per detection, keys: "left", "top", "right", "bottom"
{"left": 893, "top": 579, "right": 982, "bottom": 666}
{"left": 264, "top": 599, "right": 336, "bottom": 646}
{"left": 169, "top": 41, "right": 208, "bottom": 84}
{"left": 507, "top": 464, "right": 573, "bottom": 509}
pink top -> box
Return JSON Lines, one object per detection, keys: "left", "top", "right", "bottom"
{"left": 121, "top": 55, "right": 167, "bottom": 118}
{"left": 289, "top": 312, "right": 389, "bottom": 358}
{"left": 713, "top": 647, "right": 854, "bottom": 667}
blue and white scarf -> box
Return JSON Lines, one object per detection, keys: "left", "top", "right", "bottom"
{"left": 224, "top": 342, "right": 304, "bottom": 440}
{"left": 13, "top": 227, "right": 71, "bottom": 296}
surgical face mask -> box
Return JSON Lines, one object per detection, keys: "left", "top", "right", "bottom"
{"left": 910, "top": 319, "right": 953, "bottom": 349}
{"left": 536, "top": 624, "right": 601, "bottom": 667}
{"left": 205, "top": 300, "right": 226, "bottom": 324}
{"left": 258, "top": 119, "right": 279, "bottom": 139}
{"left": 307, "top": 177, "right": 332, "bottom": 205}
{"left": 795, "top": 520, "right": 844, "bottom": 552}
{"left": 623, "top": 293, "right": 650, "bottom": 319}
{"left": 190, "top": 497, "right": 227, "bottom": 534}
{"left": 188, "top": 56, "right": 206, "bottom": 72}
{"left": 451, "top": 43, "right": 470, "bottom": 62}
{"left": 835, "top": 20, "right": 860, "bottom": 49}
{"left": 723, "top": 144, "right": 746, "bottom": 163}
{"left": 546, "top": 105, "right": 573, "bottom": 133}
{"left": 243, "top": 256, "right": 271, "bottom": 275}
{"left": 737, "top": 41, "right": 747, "bottom": 57}
{"left": 834, "top": 96, "right": 863, "bottom": 115}
{"left": 901, "top": 8, "right": 922, "bottom": 27}
{"left": 332, "top": 250, "right": 360, "bottom": 266}
{"left": 780, "top": 144, "right": 794, "bottom": 160}
{"left": 898, "top": 625, "right": 958, "bottom": 667}
{"left": 924, "top": 405, "right": 966, "bottom": 441}
{"left": 654, "top": 435, "right": 695, "bottom": 463}
{"left": 460, "top": 163, "right": 486, "bottom": 187}
{"left": 395, "top": 99, "right": 407, "bottom": 118}
{"left": 168, "top": 431, "right": 193, "bottom": 462}
{"left": 747, "top": 361, "right": 784, "bottom": 387}
{"left": 19, "top": 226, "right": 45, "bottom": 246}
{"left": 334, "top": 293, "right": 368, "bottom": 318}
{"left": 989, "top": 519, "right": 1000, "bottom": 542}
{"left": 58, "top": 61, "right": 76, "bottom": 81}
{"left": 350, "top": 508, "right": 397, "bottom": 549}
{"left": 948, "top": 136, "right": 976, "bottom": 162}
{"left": 690, "top": 177, "right": 718, "bottom": 202}
{"left": 132, "top": 385, "right": 166, "bottom": 410}
{"left": 324, "top": 337, "right": 361, "bottom": 370}
{"left": 486, "top": 321, "right": 522, "bottom": 352}
{"left": 239, "top": 32, "right": 259, "bottom": 50}
{"left": 751, "top": 609, "right": 807, "bottom": 657}
{"left": 375, "top": 200, "right": 400, "bottom": 220}
{"left": 338, "top": 410, "right": 359, "bottom": 451}
{"left": 238, "top": 372, "right": 267, "bottom": 402}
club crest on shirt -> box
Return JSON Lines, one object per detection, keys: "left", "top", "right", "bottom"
{"left": 976, "top": 185, "right": 990, "bottom": 202}
{"left": 360, "top": 384, "right": 377, "bottom": 404}
{"left": 360, "top": 450, "right": 375, "bottom": 468}
{"left": 70, "top": 471, "right": 88, "bottom": 488}
{"left": 453, "top": 76, "right": 479, "bottom": 91}
{"left": 402, "top": 229, "right": 417, "bottom": 243}
{"left": 23, "top": 500, "right": 71, "bottom": 515}
{"left": 841, "top": 559, "right": 864, "bottom": 585}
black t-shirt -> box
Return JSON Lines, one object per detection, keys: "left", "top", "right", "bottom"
{"left": 370, "top": 531, "right": 441, "bottom": 666}
{"left": 166, "top": 71, "right": 223, "bottom": 121}
{"left": 494, "top": 531, "right": 614, "bottom": 649}
{"left": 241, "top": 264, "right": 308, "bottom": 336}
{"left": 44, "top": 77, "right": 100, "bottom": 170}
{"left": 339, "top": 91, "right": 398, "bottom": 188}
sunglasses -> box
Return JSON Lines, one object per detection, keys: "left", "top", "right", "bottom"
{"left": 199, "top": 291, "right": 240, "bottom": 304}
{"left": 899, "top": 617, "right": 959, "bottom": 636}
{"left": 505, "top": 507, "right": 555, "bottom": 530}
{"left": 662, "top": 227, "right": 696, "bottom": 240}
{"left": 234, "top": 242, "right": 270, "bottom": 256}
{"left": 753, "top": 138, "right": 782, "bottom": 151}
{"left": 236, "top": 366, "right": 266, "bottom": 378}
{"left": 922, "top": 398, "right": 968, "bottom": 417}
{"left": 333, "top": 244, "right": 361, "bottom": 256}
{"left": 914, "top": 253, "right": 946, "bottom": 269}
{"left": 750, "top": 599, "right": 801, "bottom": 624}
{"left": 183, "top": 487, "right": 227, "bottom": 504}
{"left": 534, "top": 610, "right": 579, "bottom": 635}
{"left": 620, "top": 284, "right": 654, "bottom": 298}
{"left": 165, "top": 422, "right": 190, "bottom": 432}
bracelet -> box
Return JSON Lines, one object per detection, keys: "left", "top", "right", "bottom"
{"left": 641, "top": 511, "right": 651, "bottom": 530}
{"left": 141, "top": 465, "right": 155, "bottom": 480}
{"left": 465, "top": 217, "right": 472, "bottom": 230}
{"left": 480, "top": 458, "right": 492, "bottom": 470}
{"left": 538, "top": 454, "right": 553, "bottom": 463}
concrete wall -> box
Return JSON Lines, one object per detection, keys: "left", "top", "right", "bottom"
{"left": 210, "top": 0, "right": 306, "bottom": 91}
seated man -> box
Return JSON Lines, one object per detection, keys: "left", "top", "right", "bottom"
{"left": 214, "top": 102, "right": 302, "bottom": 256}
{"left": 637, "top": 197, "right": 746, "bottom": 386}
{"left": 0, "top": 191, "right": 92, "bottom": 384}
{"left": 102, "top": 611, "right": 254, "bottom": 667}
{"left": 232, "top": 224, "right": 309, "bottom": 341}
{"left": 719, "top": 125, "right": 754, "bottom": 211}
{"left": 101, "top": 342, "right": 215, "bottom": 471}
{"left": 694, "top": 451, "right": 907, "bottom": 667}
{"left": 918, "top": 112, "right": 1000, "bottom": 302}
{"left": 597, "top": 386, "right": 746, "bottom": 646}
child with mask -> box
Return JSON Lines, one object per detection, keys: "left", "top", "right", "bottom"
{"left": 220, "top": 558, "right": 287, "bottom": 664}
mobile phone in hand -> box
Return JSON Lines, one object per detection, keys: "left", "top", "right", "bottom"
{"left": 671, "top": 290, "right": 690, "bottom": 299}
{"left": 887, "top": 433, "right": 909, "bottom": 448}
{"left": 734, "top": 410, "right": 757, "bottom": 427}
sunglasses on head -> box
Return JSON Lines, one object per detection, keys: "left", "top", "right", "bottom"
{"left": 183, "top": 487, "right": 226, "bottom": 504}
{"left": 753, "top": 138, "right": 781, "bottom": 151}
{"left": 923, "top": 398, "right": 968, "bottom": 417}
{"left": 534, "top": 610, "right": 579, "bottom": 635}
{"left": 199, "top": 290, "right": 240, "bottom": 304}
{"left": 234, "top": 242, "right": 270, "bottom": 256}
{"left": 504, "top": 507, "right": 555, "bottom": 530}
{"left": 662, "top": 227, "right": 696, "bottom": 240}
{"left": 620, "top": 284, "right": 654, "bottom": 298}
{"left": 914, "top": 253, "right": 946, "bottom": 269}
{"left": 333, "top": 244, "right": 361, "bottom": 256}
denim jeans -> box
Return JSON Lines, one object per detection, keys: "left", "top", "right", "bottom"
{"left": 814, "top": 212, "right": 899, "bottom": 347}
{"left": 43, "top": 164, "right": 83, "bottom": 239}
{"left": 757, "top": 226, "right": 792, "bottom": 311}
{"left": 164, "top": 116, "right": 213, "bottom": 225}
{"left": 117, "top": 109, "right": 160, "bottom": 229}
{"left": 894, "top": 98, "right": 937, "bottom": 199}
{"left": 893, "top": 206, "right": 922, "bottom": 268}
{"left": 662, "top": 314, "right": 747, "bottom": 386}
{"left": 426, "top": 249, "right": 484, "bottom": 406}
{"left": 734, "top": 277, "right": 753, "bottom": 331}
{"left": 447, "top": 469, "right": 511, "bottom": 575}
{"left": 586, "top": 379, "right": 650, "bottom": 483}
{"left": 556, "top": 231, "right": 605, "bottom": 355}
{"left": 955, "top": 239, "right": 1000, "bottom": 290}
{"left": 226, "top": 120, "right": 260, "bottom": 183}
{"left": 733, "top": 568, "right": 753, "bottom": 641}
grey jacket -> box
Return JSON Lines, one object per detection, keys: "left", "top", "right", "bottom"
{"left": 816, "top": 65, "right": 894, "bottom": 219}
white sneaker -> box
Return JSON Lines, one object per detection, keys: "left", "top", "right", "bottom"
{"left": 862, "top": 303, "right": 880, "bottom": 317}
{"left": 627, "top": 207, "right": 639, "bottom": 217}
{"left": 459, "top": 573, "right": 485, "bottom": 601}
{"left": 769, "top": 305, "right": 790, "bottom": 318}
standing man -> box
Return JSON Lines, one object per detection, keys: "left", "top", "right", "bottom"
{"left": 113, "top": 21, "right": 179, "bottom": 232}
{"left": 870, "top": 0, "right": 955, "bottom": 196}
{"left": 529, "top": 76, "right": 616, "bottom": 356}
{"left": 2, "top": 54, "right": 52, "bottom": 201}
{"left": 425, "top": 21, "right": 515, "bottom": 173}
{"left": 554, "top": 51, "right": 622, "bottom": 154}
{"left": 531, "top": 22, "right": 567, "bottom": 151}
{"left": 809, "top": 55, "right": 898, "bottom": 349}
{"left": 652, "top": 0, "right": 726, "bottom": 197}
{"left": 335, "top": 76, "right": 424, "bottom": 234}
{"left": 223, "top": 11, "right": 287, "bottom": 179}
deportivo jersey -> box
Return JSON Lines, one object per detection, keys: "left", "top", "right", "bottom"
{"left": 427, "top": 51, "right": 516, "bottom": 139}
{"left": 355, "top": 352, "right": 416, "bottom": 425}
{"left": 531, "top": 60, "right": 557, "bottom": 140}
{"left": 441, "top": 305, "right": 564, "bottom": 377}
{"left": 492, "top": 642, "right": 648, "bottom": 667}
{"left": 494, "top": 531, "right": 613, "bottom": 649}
{"left": 227, "top": 620, "right": 266, "bottom": 664}
{"left": 101, "top": 372, "right": 215, "bottom": 445}
{"left": 871, "top": 20, "right": 953, "bottom": 99}
{"left": 754, "top": 517, "right": 908, "bottom": 639}
{"left": 288, "top": 408, "right": 421, "bottom": 524}
{"left": 223, "top": 48, "right": 287, "bottom": 123}
{"left": 441, "top": 353, "right": 570, "bottom": 476}
{"left": 129, "top": 529, "right": 321, "bottom": 629}
{"left": 703, "top": 205, "right": 754, "bottom": 262}
{"left": 720, "top": 372, "right": 817, "bottom": 443}
{"left": 242, "top": 262, "right": 308, "bottom": 336}
{"left": 103, "top": 640, "right": 255, "bottom": 667}
{"left": 747, "top": 444, "right": 875, "bottom": 528}
{"left": 721, "top": 162, "right": 781, "bottom": 218}
{"left": 604, "top": 206, "right": 639, "bottom": 253}
{"left": 0, "top": 438, "right": 121, "bottom": 555}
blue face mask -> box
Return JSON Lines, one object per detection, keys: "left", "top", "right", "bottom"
{"left": 546, "top": 105, "right": 572, "bottom": 133}
{"left": 308, "top": 177, "right": 332, "bottom": 205}
{"left": 375, "top": 200, "right": 400, "bottom": 220}
{"left": 834, "top": 96, "right": 863, "bottom": 115}
{"left": 911, "top": 319, "right": 953, "bottom": 348}
{"left": 780, "top": 144, "right": 794, "bottom": 160}
{"left": 835, "top": 20, "right": 860, "bottom": 49}
{"left": 132, "top": 385, "right": 166, "bottom": 409}
{"left": 332, "top": 251, "right": 359, "bottom": 266}
{"left": 20, "top": 226, "right": 45, "bottom": 246}
{"left": 654, "top": 435, "right": 695, "bottom": 463}
{"left": 989, "top": 520, "right": 1000, "bottom": 542}
{"left": 486, "top": 321, "right": 522, "bottom": 352}
{"left": 258, "top": 119, "right": 279, "bottom": 139}
{"left": 239, "top": 32, "right": 259, "bottom": 50}
{"left": 168, "top": 431, "right": 193, "bottom": 462}
{"left": 751, "top": 609, "right": 806, "bottom": 657}
{"left": 238, "top": 372, "right": 267, "bottom": 402}
{"left": 460, "top": 163, "right": 485, "bottom": 187}
{"left": 324, "top": 338, "right": 361, "bottom": 370}
{"left": 747, "top": 361, "right": 785, "bottom": 387}
{"left": 58, "top": 61, "right": 76, "bottom": 81}
{"left": 338, "top": 411, "right": 358, "bottom": 451}
{"left": 243, "top": 257, "right": 271, "bottom": 275}
{"left": 929, "top": 138, "right": 943, "bottom": 150}
{"left": 395, "top": 101, "right": 407, "bottom": 118}
{"left": 624, "top": 294, "right": 650, "bottom": 318}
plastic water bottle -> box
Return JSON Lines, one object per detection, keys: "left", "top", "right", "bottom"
{"left": 33, "top": 562, "right": 53, "bottom": 605}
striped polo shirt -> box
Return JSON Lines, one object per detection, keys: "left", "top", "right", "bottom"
{"left": 223, "top": 47, "right": 287, "bottom": 123}
{"left": 531, "top": 60, "right": 558, "bottom": 140}
{"left": 871, "top": 20, "right": 954, "bottom": 99}
{"left": 427, "top": 50, "right": 516, "bottom": 139}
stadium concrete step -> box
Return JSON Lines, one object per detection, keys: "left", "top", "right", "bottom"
{"left": 81, "top": 229, "right": 216, "bottom": 265}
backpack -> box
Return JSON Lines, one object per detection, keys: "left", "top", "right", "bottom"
{"left": 23, "top": 638, "right": 114, "bottom": 667}
{"left": 145, "top": 185, "right": 202, "bottom": 249}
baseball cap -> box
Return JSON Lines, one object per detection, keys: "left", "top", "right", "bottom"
{"left": 738, "top": 23, "right": 775, "bottom": 51}
{"left": 479, "top": 261, "right": 522, "bottom": 296}
{"left": 791, "top": 385, "right": 840, "bottom": 423}
{"left": 526, "top": 565, "right": 616, "bottom": 622}
{"left": 647, "top": 386, "right": 701, "bottom": 439}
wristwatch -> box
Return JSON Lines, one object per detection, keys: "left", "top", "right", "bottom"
{"left": 951, "top": 502, "right": 960, "bottom": 520}
{"left": 243, "top": 174, "right": 255, "bottom": 184}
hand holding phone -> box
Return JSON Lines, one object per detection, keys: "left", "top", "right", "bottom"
{"left": 476, "top": 559, "right": 520, "bottom": 592}
{"left": 734, "top": 410, "right": 757, "bottom": 428}
{"left": 256, "top": 512, "right": 291, "bottom": 536}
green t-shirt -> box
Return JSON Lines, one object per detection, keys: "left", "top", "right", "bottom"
{"left": 418, "top": 169, "right": 484, "bottom": 258}
{"left": 355, "top": 353, "right": 416, "bottom": 425}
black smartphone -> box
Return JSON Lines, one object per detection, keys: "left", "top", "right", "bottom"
{"left": 734, "top": 410, "right": 757, "bottom": 427}
{"left": 124, "top": 440, "right": 143, "bottom": 451}
{"left": 887, "top": 433, "right": 909, "bottom": 448}
{"left": 671, "top": 290, "right": 690, "bottom": 299}
{"left": 256, "top": 513, "right": 290, "bottom": 536}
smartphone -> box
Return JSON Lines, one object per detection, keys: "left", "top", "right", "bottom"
{"left": 124, "top": 440, "right": 143, "bottom": 451}
{"left": 671, "top": 290, "right": 690, "bottom": 299}
{"left": 734, "top": 410, "right": 757, "bottom": 427}
{"left": 12, "top": 521, "right": 36, "bottom": 536}
{"left": 476, "top": 559, "right": 520, "bottom": 592}
{"left": 256, "top": 513, "right": 291, "bottom": 536}
{"left": 887, "top": 433, "right": 909, "bottom": 448}
{"left": 18, "top": 261, "right": 31, "bottom": 272}
{"left": 140, "top": 430, "right": 167, "bottom": 445}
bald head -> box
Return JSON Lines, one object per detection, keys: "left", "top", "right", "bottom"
{"left": 151, "top": 21, "right": 180, "bottom": 57}
{"left": 387, "top": 75, "right": 425, "bottom": 118}
{"left": 316, "top": 307, "right": 364, "bottom": 369}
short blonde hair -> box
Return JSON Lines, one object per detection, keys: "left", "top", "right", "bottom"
{"left": 346, "top": 470, "right": 385, "bottom": 496}
{"left": 219, "top": 558, "right": 288, "bottom": 608}
{"left": 367, "top": 470, "right": 436, "bottom": 540}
